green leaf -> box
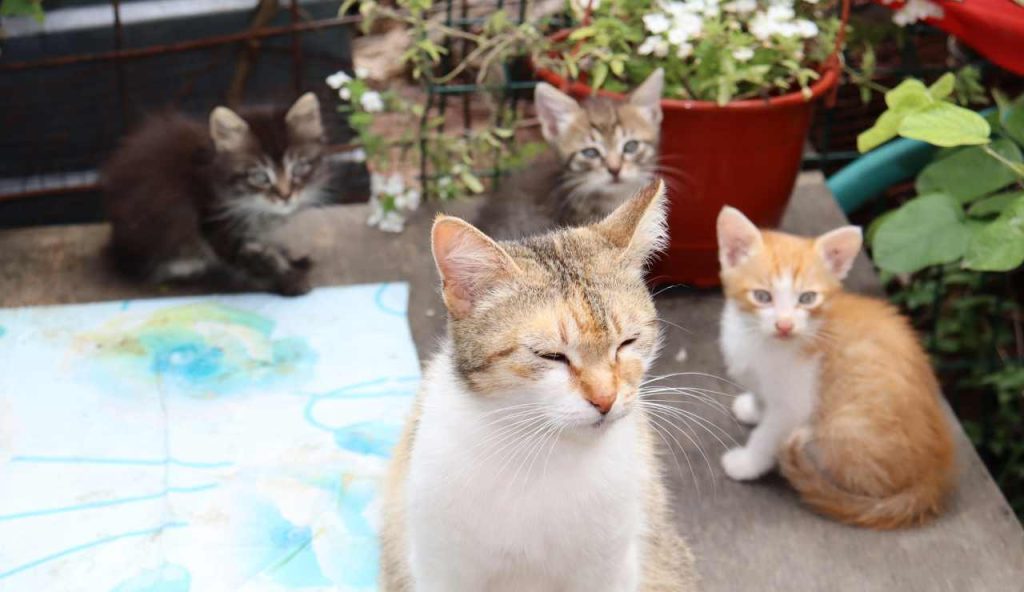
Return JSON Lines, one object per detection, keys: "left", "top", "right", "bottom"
{"left": 916, "top": 139, "right": 1022, "bottom": 202}
{"left": 968, "top": 190, "right": 1024, "bottom": 217}
{"left": 871, "top": 193, "right": 971, "bottom": 273}
{"left": 928, "top": 73, "right": 956, "bottom": 101}
{"left": 0, "top": 0, "right": 44, "bottom": 21}
{"left": 886, "top": 79, "right": 931, "bottom": 111}
{"left": 865, "top": 209, "right": 896, "bottom": 246}
{"left": 963, "top": 196, "right": 1024, "bottom": 271}
{"left": 591, "top": 61, "right": 609, "bottom": 91}
{"left": 857, "top": 109, "right": 904, "bottom": 153}
{"left": 459, "top": 170, "right": 484, "bottom": 194}
{"left": 898, "top": 102, "right": 992, "bottom": 147}
{"left": 1001, "top": 103, "right": 1024, "bottom": 146}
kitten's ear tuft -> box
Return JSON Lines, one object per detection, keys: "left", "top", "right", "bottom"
{"left": 815, "top": 225, "right": 862, "bottom": 280}
{"left": 431, "top": 216, "right": 521, "bottom": 319}
{"left": 534, "top": 83, "right": 582, "bottom": 143}
{"left": 209, "top": 106, "right": 251, "bottom": 152}
{"left": 594, "top": 178, "right": 668, "bottom": 268}
{"left": 717, "top": 206, "right": 762, "bottom": 269}
{"left": 286, "top": 92, "right": 324, "bottom": 143}
{"left": 629, "top": 68, "right": 664, "bottom": 126}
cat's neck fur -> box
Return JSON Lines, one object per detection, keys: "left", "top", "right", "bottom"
{"left": 408, "top": 345, "right": 645, "bottom": 590}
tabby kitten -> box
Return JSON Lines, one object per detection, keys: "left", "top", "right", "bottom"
{"left": 476, "top": 69, "right": 664, "bottom": 239}
{"left": 716, "top": 206, "right": 956, "bottom": 529}
{"left": 102, "top": 93, "right": 329, "bottom": 296}
{"left": 380, "top": 180, "right": 697, "bottom": 592}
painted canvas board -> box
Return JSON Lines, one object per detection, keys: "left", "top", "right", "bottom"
{"left": 0, "top": 283, "right": 420, "bottom": 591}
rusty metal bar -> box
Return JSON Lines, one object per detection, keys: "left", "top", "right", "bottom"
{"left": 0, "top": 14, "right": 363, "bottom": 72}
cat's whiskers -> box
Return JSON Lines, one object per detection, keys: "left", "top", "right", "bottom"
{"left": 641, "top": 406, "right": 713, "bottom": 493}
{"left": 639, "top": 400, "right": 738, "bottom": 449}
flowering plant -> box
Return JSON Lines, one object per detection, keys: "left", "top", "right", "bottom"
{"left": 548, "top": 0, "right": 843, "bottom": 104}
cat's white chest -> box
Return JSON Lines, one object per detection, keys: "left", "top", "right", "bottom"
{"left": 405, "top": 355, "right": 644, "bottom": 591}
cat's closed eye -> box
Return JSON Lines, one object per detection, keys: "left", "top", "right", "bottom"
{"left": 618, "top": 337, "right": 638, "bottom": 350}
{"left": 534, "top": 350, "right": 570, "bottom": 364}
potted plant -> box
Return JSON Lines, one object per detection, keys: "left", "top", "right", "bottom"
{"left": 533, "top": 0, "right": 849, "bottom": 286}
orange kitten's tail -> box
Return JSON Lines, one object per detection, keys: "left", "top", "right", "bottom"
{"left": 779, "top": 428, "right": 948, "bottom": 530}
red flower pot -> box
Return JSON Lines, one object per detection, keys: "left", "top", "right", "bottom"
{"left": 534, "top": 65, "right": 839, "bottom": 287}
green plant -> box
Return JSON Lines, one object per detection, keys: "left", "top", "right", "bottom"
{"left": 334, "top": 0, "right": 548, "bottom": 229}
{"left": 859, "top": 77, "right": 1024, "bottom": 518}
{"left": 542, "top": 0, "right": 841, "bottom": 104}
{"left": 860, "top": 76, "right": 1024, "bottom": 275}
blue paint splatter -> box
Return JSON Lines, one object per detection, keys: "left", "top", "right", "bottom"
{"left": 79, "top": 303, "right": 316, "bottom": 397}
{"left": 374, "top": 283, "right": 408, "bottom": 317}
{"left": 0, "top": 325, "right": 6, "bottom": 338}
{"left": 111, "top": 564, "right": 191, "bottom": 592}
{"left": 333, "top": 421, "right": 403, "bottom": 457}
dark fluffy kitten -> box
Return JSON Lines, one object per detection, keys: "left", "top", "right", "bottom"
{"left": 476, "top": 69, "right": 663, "bottom": 239}
{"left": 102, "top": 93, "right": 329, "bottom": 296}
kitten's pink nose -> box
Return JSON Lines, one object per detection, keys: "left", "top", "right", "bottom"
{"left": 775, "top": 319, "right": 794, "bottom": 336}
{"left": 607, "top": 166, "right": 621, "bottom": 181}
{"left": 588, "top": 394, "right": 615, "bottom": 415}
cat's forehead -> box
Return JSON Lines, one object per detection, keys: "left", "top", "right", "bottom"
{"left": 731, "top": 232, "right": 834, "bottom": 287}
{"left": 566, "top": 98, "right": 657, "bottom": 142}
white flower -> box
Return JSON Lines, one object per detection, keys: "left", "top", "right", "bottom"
{"left": 643, "top": 13, "right": 671, "bottom": 34}
{"left": 795, "top": 19, "right": 819, "bottom": 38}
{"left": 892, "top": 0, "right": 943, "bottom": 26}
{"left": 338, "top": 87, "right": 351, "bottom": 101}
{"left": 638, "top": 35, "right": 670, "bottom": 58}
{"left": 354, "top": 66, "right": 370, "bottom": 79}
{"left": 371, "top": 172, "right": 404, "bottom": 197}
{"left": 766, "top": 4, "right": 795, "bottom": 21}
{"left": 675, "top": 41, "right": 694, "bottom": 58}
{"left": 360, "top": 91, "right": 385, "bottom": 113}
{"left": 724, "top": 0, "right": 757, "bottom": 13}
{"left": 732, "top": 47, "right": 755, "bottom": 62}
{"left": 394, "top": 188, "right": 421, "bottom": 211}
{"left": 667, "top": 12, "right": 702, "bottom": 44}
{"left": 571, "top": 0, "right": 601, "bottom": 13}
{"left": 325, "top": 70, "right": 352, "bottom": 89}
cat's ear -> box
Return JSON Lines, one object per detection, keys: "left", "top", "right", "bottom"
{"left": 628, "top": 68, "right": 664, "bottom": 126}
{"left": 209, "top": 106, "right": 251, "bottom": 152}
{"left": 286, "top": 92, "right": 324, "bottom": 143}
{"left": 594, "top": 178, "right": 668, "bottom": 268}
{"left": 815, "top": 226, "right": 862, "bottom": 280}
{"left": 535, "top": 83, "right": 582, "bottom": 142}
{"left": 431, "top": 216, "right": 521, "bottom": 319}
{"left": 717, "top": 206, "right": 762, "bottom": 269}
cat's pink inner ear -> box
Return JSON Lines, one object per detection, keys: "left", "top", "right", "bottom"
{"left": 534, "top": 83, "right": 581, "bottom": 142}
{"left": 431, "top": 216, "right": 519, "bottom": 319}
{"left": 628, "top": 68, "right": 664, "bottom": 126}
{"left": 815, "top": 226, "right": 863, "bottom": 280}
{"left": 717, "top": 206, "right": 762, "bottom": 269}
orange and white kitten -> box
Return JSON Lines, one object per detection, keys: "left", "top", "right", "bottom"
{"left": 379, "top": 181, "right": 696, "bottom": 591}
{"left": 716, "top": 206, "right": 956, "bottom": 529}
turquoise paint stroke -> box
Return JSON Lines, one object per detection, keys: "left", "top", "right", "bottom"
{"left": 374, "top": 283, "right": 408, "bottom": 317}
{"left": 0, "top": 325, "right": 6, "bottom": 338}
{"left": 0, "top": 522, "right": 188, "bottom": 581}
{"left": 302, "top": 376, "right": 418, "bottom": 457}
{"left": 0, "top": 484, "right": 218, "bottom": 522}
{"left": 10, "top": 455, "right": 234, "bottom": 469}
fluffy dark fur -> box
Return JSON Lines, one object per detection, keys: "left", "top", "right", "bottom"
{"left": 102, "top": 93, "right": 329, "bottom": 296}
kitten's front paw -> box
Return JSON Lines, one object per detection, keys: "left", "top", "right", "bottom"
{"left": 732, "top": 392, "right": 762, "bottom": 425}
{"left": 289, "top": 254, "right": 313, "bottom": 271}
{"left": 276, "top": 271, "right": 312, "bottom": 297}
{"left": 721, "top": 447, "right": 771, "bottom": 481}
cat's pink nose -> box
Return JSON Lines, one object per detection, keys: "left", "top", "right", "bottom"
{"left": 775, "top": 319, "right": 794, "bottom": 336}
{"left": 607, "top": 166, "right": 621, "bottom": 180}
{"left": 587, "top": 392, "right": 616, "bottom": 415}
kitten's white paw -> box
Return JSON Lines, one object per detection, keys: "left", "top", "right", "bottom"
{"left": 732, "top": 392, "right": 761, "bottom": 425}
{"left": 721, "top": 447, "right": 771, "bottom": 481}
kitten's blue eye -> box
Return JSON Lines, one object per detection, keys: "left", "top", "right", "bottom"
{"left": 581, "top": 147, "right": 601, "bottom": 159}
{"left": 292, "top": 159, "right": 312, "bottom": 178}
{"left": 248, "top": 169, "right": 270, "bottom": 186}
{"left": 752, "top": 290, "right": 772, "bottom": 304}
{"left": 799, "top": 291, "right": 818, "bottom": 305}
{"left": 622, "top": 140, "right": 639, "bottom": 154}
